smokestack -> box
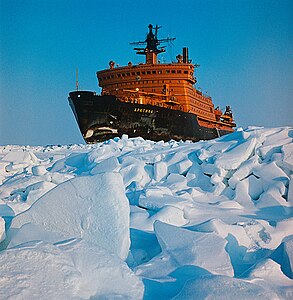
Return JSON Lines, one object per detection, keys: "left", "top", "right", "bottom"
{"left": 183, "top": 47, "right": 188, "bottom": 63}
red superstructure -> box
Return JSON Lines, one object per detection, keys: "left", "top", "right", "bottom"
{"left": 97, "top": 24, "right": 235, "bottom": 133}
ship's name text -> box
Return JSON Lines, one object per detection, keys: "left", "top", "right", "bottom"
{"left": 134, "top": 108, "right": 154, "bottom": 113}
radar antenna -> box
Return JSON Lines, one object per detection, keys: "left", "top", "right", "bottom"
{"left": 130, "top": 24, "right": 175, "bottom": 64}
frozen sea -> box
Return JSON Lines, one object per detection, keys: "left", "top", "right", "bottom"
{"left": 0, "top": 126, "right": 292, "bottom": 299}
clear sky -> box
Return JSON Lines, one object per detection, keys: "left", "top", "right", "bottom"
{"left": 0, "top": 0, "right": 292, "bottom": 145}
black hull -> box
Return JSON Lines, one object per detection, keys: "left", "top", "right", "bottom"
{"left": 68, "top": 91, "right": 232, "bottom": 143}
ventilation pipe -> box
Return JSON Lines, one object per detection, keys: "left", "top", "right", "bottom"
{"left": 183, "top": 47, "right": 189, "bottom": 63}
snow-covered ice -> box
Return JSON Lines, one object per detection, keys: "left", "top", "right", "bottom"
{"left": 7, "top": 172, "right": 130, "bottom": 260}
{"left": 0, "top": 239, "right": 144, "bottom": 299}
{"left": 0, "top": 217, "right": 5, "bottom": 242}
{"left": 0, "top": 126, "right": 292, "bottom": 299}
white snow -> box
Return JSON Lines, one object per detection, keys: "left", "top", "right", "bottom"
{"left": 0, "top": 239, "right": 144, "bottom": 299}
{"left": 135, "top": 221, "right": 234, "bottom": 277}
{"left": 0, "top": 126, "right": 292, "bottom": 299}
{"left": 172, "top": 275, "right": 277, "bottom": 299}
{"left": 215, "top": 137, "right": 257, "bottom": 170}
{"left": 0, "top": 217, "right": 5, "bottom": 242}
{"left": 8, "top": 173, "right": 130, "bottom": 260}
{"left": 282, "top": 143, "right": 293, "bottom": 171}
{"left": 153, "top": 161, "right": 168, "bottom": 181}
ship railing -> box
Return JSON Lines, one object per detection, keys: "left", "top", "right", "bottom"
{"left": 114, "top": 88, "right": 182, "bottom": 110}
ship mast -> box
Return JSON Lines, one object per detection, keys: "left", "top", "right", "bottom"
{"left": 130, "top": 24, "right": 175, "bottom": 64}
{"left": 76, "top": 68, "right": 79, "bottom": 91}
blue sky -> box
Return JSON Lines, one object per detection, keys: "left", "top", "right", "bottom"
{"left": 0, "top": 0, "right": 292, "bottom": 145}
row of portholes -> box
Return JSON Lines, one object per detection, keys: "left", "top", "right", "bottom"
{"left": 100, "top": 69, "right": 191, "bottom": 81}
{"left": 189, "top": 99, "right": 211, "bottom": 111}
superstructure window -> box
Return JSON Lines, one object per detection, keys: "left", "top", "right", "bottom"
{"left": 152, "top": 71, "right": 156, "bottom": 74}
{"left": 166, "top": 70, "right": 170, "bottom": 74}
{"left": 136, "top": 72, "right": 141, "bottom": 75}
{"left": 184, "top": 71, "right": 188, "bottom": 74}
{"left": 147, "top": 71, "right": 151, "bottom": 74}
{"left": 177, "top": 70, "right": 182, "bottom": 73}
{"left": 171, "top": 70, "right": 176, "bottom": 73}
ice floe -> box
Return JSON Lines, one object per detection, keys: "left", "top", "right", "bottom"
{"left": 0, "top": 239, "right": 144, "bottom": 299}
{"left": 0, "top": 126, "right": 292, "bottom": 299}
{"left": 8, "top": 173, "right": 130, "bottom": 260}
